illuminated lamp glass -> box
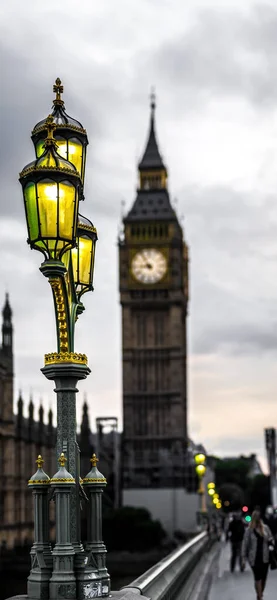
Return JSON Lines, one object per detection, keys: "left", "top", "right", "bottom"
{"left": 194, "top": 453, "right": 206, "bottom": 465}
{"left": 71, "top": 215, "right": 97, "bottom": 299}
{"left": 195, "top": 464, "right": 206, "bottom": 477}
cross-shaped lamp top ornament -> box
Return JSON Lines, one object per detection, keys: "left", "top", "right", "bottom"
{"left": 43, "top": 114, "right": 57, "bottom": 147}
{"left": 90, "top": 453, "right": 99, "bottom": 468}
{"left": 36, "top": 455, "right": 44, "bottom": 469}
{"left": 58, "top": 452, "right": 67, "bottom": 468}
{"left": 53, "top": 77, "right": 64, "bottom": 106}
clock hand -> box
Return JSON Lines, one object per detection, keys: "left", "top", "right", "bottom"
{"left": 141, "top": 254, "right": 153, "bottom": 269}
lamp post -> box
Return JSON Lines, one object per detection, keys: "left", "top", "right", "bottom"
{"left": 194, "top": 453, "right": 207, "bottom": 520}
{"left": 19, "top": 79, "right": 108, "bottom": 600}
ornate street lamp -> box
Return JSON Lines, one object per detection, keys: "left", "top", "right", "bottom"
{"left": 31, "top": 78, "right": 88, "bottom": 186}
{"left": 194, "top": 453, "right": 207, "bottom": 515}
{"left": 19, "top": 81, "right": 109, "bottom": 600}
{"left": 20, "top": 115, "right": 80, "bottom": 261}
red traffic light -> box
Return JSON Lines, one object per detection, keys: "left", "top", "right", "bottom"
{"left": 242, "top": 506, "right": 248, "bottom": 513}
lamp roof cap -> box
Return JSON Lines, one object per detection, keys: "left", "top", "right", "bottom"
{"left": 20, "top": 115, "right": 79, "bottom": 180}
{"left": 32, "top": 77, "right": 87, "bottom": 139}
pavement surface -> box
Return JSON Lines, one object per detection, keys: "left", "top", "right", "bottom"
{"left": 208, "top": 540, "right": 277, "bottom": 600}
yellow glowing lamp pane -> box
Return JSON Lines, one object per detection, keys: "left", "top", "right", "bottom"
{"left": 37, "top": 181, "right": 58, "bottom": 238}
{"left": 72, "top": 237, "right": 93, "bottom": 287}
{"left": 194, "top": 453, "right": 206, "bottom": 465}
{"left": 36, "top": 140, "right": 45, "bottom": 158}
{"left": 208, "top": 488, "right": 215, "bottom": 496}
{"left": 55, "top": 137, "right": 67, "bottom": 159}
{"left": 58, "top": 181, "right": 76, "bottom": 240}
{"left": 216, "top": 503, "right": 222, "bottom": 509}
{"left": 207, "top": 482, "right": 215, "bottom": 489}
{"left": 213, "top": 493, "right": 219, "bottom": 499}
{"left": 196, "top": 464, "right": 206, "bottom": 476}
{"left": 212, "top": 498, "right": 218, "bottom": 504}
{"left": 68, "top": 138, "right": 82, "bottom": 175}
{"left": 78, "top": 238, "right": 92, "bottom": 285}
{"left": 24, "top": 182, "right": 39, "bottom": 240}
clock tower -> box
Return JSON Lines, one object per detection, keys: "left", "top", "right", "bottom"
{"left": 119, "top": 95, "right": 189, "bottom": 500}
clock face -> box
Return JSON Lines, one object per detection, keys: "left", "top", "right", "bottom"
{"left": 131, "top": 249, "right": 167, "bottom": 284}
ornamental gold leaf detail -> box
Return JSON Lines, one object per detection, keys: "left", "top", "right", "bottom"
{"left": 49, "top": 277, "right": 69, "bottom": 352}
{"left": 19, "top": 164, "right": 80, "bottom": 179}
{"left": 44, "top": 352, "right": 88, "bottom": 366}
{"left": 28, "top": 479, "right": 50, "bottom": 485}
{"left": 50, "top": 478, "right": 76, "bottom": 484}
{"left": 82, "top": 478, "right": 107, "bottom": 484}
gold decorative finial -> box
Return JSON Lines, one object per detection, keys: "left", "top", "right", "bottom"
{"left": 58, "top": 452, "right": 67, "bottom": 468}
{"left": 36, "top": 455, "right": 44, "bottom": 469}
{"left": 43, "top": 114, "right": 58, "bottom": 149}
{"left": 90, "top": 453, "right": 99, "bottom": 468}
{"left": 53, "top": 77, "right": 64, "bottom": 105}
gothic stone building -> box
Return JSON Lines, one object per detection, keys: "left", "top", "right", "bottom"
{"left": 119, "top": 98, "right": 198, "bottom": 534}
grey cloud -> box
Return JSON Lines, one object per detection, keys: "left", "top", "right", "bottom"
{"left": 181, "top": 185, "right": 277, "bottom": 256}
{"left": 193, "top": 319, "right": 277, "bottom": 355}
{"left": 1, "top": 0, "right": 276, "bottom": 460}
{"left": 205, "top": 435, "right": 266, "bottom": 458}
{"left": 178, "top": 184, "right": 277, "bottom": 356}
{"left": 145, "top": 5, "right": 277, "bottom": 108}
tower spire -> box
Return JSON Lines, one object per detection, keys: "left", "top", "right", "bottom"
{"left": 138, "top": 90, "right": 167, "bottom": 190}
{"left": 150, "top": 87, "right": 156, "bottom": 125}
{"left": 2, "top": 293, "right": 13, "bottom": 354}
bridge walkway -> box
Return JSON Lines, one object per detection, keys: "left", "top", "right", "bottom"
{"left": 208, "top": 539, "right": 277, "bottom": 600}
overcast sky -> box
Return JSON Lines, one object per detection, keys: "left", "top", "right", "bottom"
{"left": 1, "top": 0, "right": 277, "bottom": 469}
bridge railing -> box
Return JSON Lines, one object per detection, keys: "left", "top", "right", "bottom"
{"left": 120, "top": 531, "right": 212, "bottom": 599}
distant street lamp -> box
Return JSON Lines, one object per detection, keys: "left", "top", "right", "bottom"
{"left": 19, "top": 79, "right": 109, "bottom": 600}
{"left": 194, "top": 453, "right": 207, "bottom": 513}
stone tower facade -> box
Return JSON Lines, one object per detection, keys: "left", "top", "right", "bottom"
{"left": 119, "top": 97, "right": 189, "bottom": 493}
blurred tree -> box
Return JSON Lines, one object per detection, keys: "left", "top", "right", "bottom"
{"left": 213, "top": 458, "right": 270, "bottom": 517}
{"left": 246, "top": 475, "right": 270, "bottom": 514}
{"left": 218, "top": 483, "right": 245, "bottom": 511}
{"left": 215, "top": 458, "right": 250, "bottom": 491}
{"left": 102, "top": 506, "right": 166, "bottom": 552}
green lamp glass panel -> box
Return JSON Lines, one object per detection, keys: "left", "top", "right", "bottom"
{"left": 24, "top": 182, "right": 39, "bottom": 240}
{"left": 36, "top": 139, "right": 45, "bottom": 158}
{"left": 62, "top": 248, "right": 71, "bottom": 271}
